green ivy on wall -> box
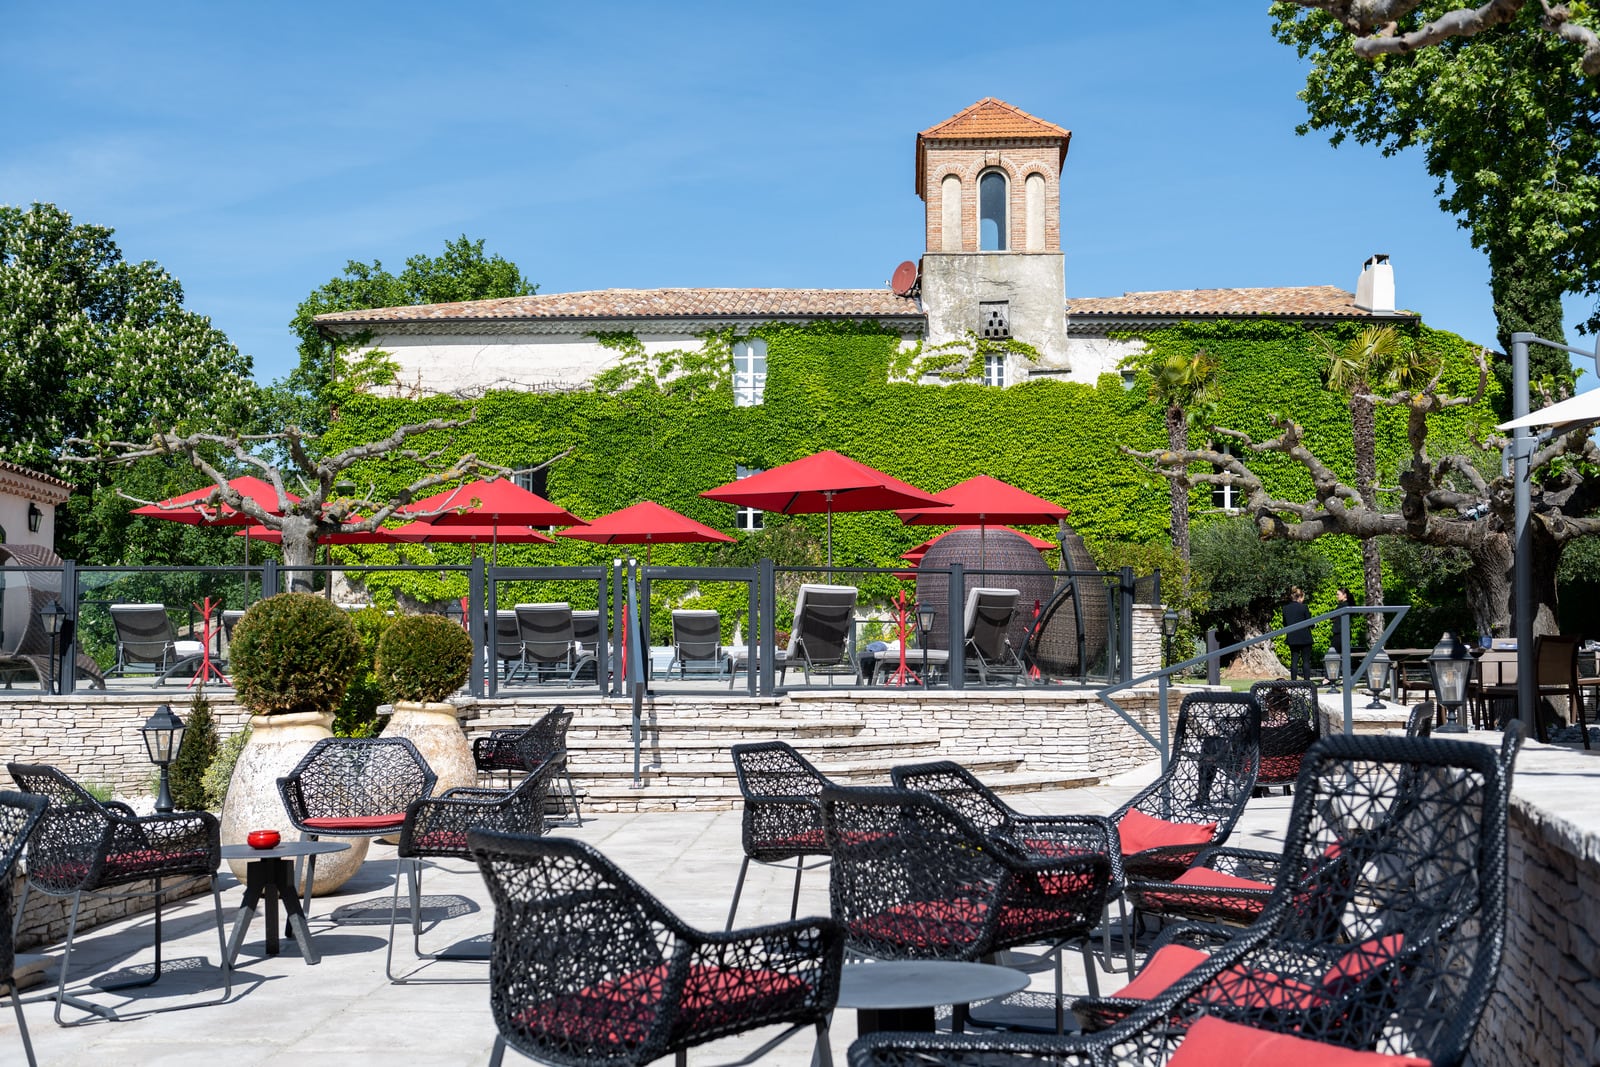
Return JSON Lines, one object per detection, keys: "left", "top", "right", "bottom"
{"left": 319, "top": 317, "right": 1494, "bottom": 645}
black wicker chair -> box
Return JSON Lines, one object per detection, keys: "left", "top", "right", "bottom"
{"left": 7, "top": 763, "right": 230, "bottom": 1024}
{"left": 386, "top": 756, "right": 559, "bottom": 982}
{"left": 726, "top": 741, "right": 838, "bottom": 931}
{"left": 849, "top": 727, "right": 1519, "bottom": 1067}
{"left": 1248, "top": 680, "right": 1319, "bottom": 794}
{"left": 277, "top": 737, "right": 436, "bottom": 922}
{"left": 821, "top": 782, "right": 1115, "bottom": 1029}
{"left": 0, "top": 790, "right": 46, "bottom": 1065}
{"left": 470, "top": 830, "right": 844, "bottom": 1067}
{"left": 472, "top": 706, "right": 582, "bottom": 823}
{"left": 1405, "top": 700, "right": 1436, "bottom": 738}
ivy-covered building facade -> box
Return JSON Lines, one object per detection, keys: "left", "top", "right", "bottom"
{"left": 314, "top": 99, "right": 1490, "bottom": 637}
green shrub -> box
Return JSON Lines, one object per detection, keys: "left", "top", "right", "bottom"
{"left": 374, "top": 613, "right": 474, "bottom": 703}
{"left": 230, "top": 593, "right": 364, "bottom": 716}
{"left": 169, "top": 691, "right": 219, "bottom": 810}
{"left": 336, "top": 606, "right": 396, "bottom": 737}
{"left": 202, "top": 725, "right": 250, "bottom": 809}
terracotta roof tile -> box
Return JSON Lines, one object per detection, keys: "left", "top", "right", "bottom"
{"left": 315, "top": 288, "right": 922, "bottom": 329}
{"left": 0, "top": 459, "right": 73, "bottom": 492}
{"left": 919, "top": 97, "right": 1070, "bottom": 141}
{"left": 1067, "top": 286, "right": 1411, "bottom": 319}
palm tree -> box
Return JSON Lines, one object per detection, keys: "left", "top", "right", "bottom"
{"left": 1317, "top": 325, "right": 1407, "bottom": 633}
{"left": 1149, "top": 347, "right": 1221, "bottom": 560}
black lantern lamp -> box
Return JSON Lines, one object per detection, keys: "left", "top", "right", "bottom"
{"left": 141, "top": 703, "right": 186, "bottom": 813}
{"left": 1324, "top": 647, "right": 1342, "bottom": 685}
{"left": 26, "top": 502, "right": 42, "bottom": 533}
{"left": 39, "top": 598, "right": 67, "bottom": 694}
{"left": 915, "top": 605, "right": 937, "bottom": 688}
{"left": 1162, "top": 609, "right": 1180, "bottom": 668}
{"left": 1365, "top": 649, "right": 1392, "bottom": 709}
{"left": 1429, "top": 632, "right": 1474, "bottom": 734}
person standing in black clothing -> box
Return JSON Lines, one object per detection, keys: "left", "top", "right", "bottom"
{"left": 1282, "top": 586, "right": 1315, "bottom": 680}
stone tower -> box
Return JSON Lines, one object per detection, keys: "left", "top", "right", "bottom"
{"left": 916, "top": 98, "right": 1070, "bottom": 374}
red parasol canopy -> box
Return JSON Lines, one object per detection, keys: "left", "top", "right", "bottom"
{"left": 403, "top": 479, "right": 586, "bottom": 528}
{"left": 701, "top": 450, "right": 948, "bottom": 565}
{"left": 388, "top": 522, "right": 555, "bottom": 545}
{"left": 901, "top": 525, "right": 1056, "bottom": 561}
{"left": 234, "top": 524, "right": 406, "bottom": 546}
{"left": 132, "top": 475, "right": 299, "bottom": 526}
{"left": 895, "top": 475, "right": 1069, "bottom": 567}
{"left": 557, "top": 500, "right": 734, "bottom": 565}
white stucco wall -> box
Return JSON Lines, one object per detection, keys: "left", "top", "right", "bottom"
{"left": 921, "top": 251, "right": 1068, "bottom": 370}
{"left": 354, "top": 331, "right": 701, "bottom": 398}
{"left": 1054, "top": 335, "right": 1147, "bottom": 386}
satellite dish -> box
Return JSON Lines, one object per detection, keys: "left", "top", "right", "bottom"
{"left": 890, "top": 261, "right": 919, "bottom": 297}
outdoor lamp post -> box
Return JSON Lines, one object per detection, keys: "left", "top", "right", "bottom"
{"left": 1428, "top": 632, "right": 1474, "bottom": 734}
{"left": 141, "top": 703, "right": 186, "bottom": 814}
{"left": 1324, "top": 648, "right": 1341, "bottom": 685}
{"left": 1161, "top": 609, "right": 1179, "bottom": 668}
{"left": 916, "top": 605, "right": 937, "bottom": 689}
{"left": 39, "top": 598, "right": 67, "bottom": 695}
{"left": 1365, "top": 650, "right": 1391, "bottom": 710}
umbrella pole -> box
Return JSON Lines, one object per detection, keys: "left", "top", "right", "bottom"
{"left": 826, "top": 503, "right": 834, "bottom": 571}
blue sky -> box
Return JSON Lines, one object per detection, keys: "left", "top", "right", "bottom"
{"left": 5, "top": 2, "right": 1596, "bottom": 388}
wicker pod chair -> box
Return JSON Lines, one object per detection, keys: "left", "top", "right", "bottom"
{"left": 1024, "top": 530, "right": 1110, "bottom": 683}
{"left": 0, "top": 790, "right": 46, "bottom": 1065}
{"left": 1249, "top": 680, "right": 1320, "bottom": 794}
{"left": 471, "top": 706, "right": 582, "bottom": 823}
{"left": 8, "top": 763, "right": 230, "bottom": 1024}
{"left": 820, "top": 782, "right": 1116, "bottom": 1021}
{"left": 277, "top": 737, "right": 437, "bottom": 921}
{"left": 386, "top": 755, "right": 560, "bottom": 983}
{"left": 470, "top": 830, "right": 844, "bottom": 1067}
{"left": 849, "top": 727, "right": 1520, "bottom": 1067}
{"left": 0, "top": 545, "right": 106, "bottom": 691}
{"left": 726, "top": 741, "right": 840, "bottom": 931}
{"left": 915, "top": 528, "right": 1054, "bottom": 657}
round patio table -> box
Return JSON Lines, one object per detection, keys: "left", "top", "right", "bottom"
{"left": 837, "top": 959, "right": 1030, "bottom": 1034}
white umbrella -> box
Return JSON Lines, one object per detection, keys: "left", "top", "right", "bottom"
{"left": 1497, "top": 387, "right": 1600, "bottom": 432}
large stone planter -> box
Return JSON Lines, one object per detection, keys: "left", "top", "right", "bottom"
{"left": 218, "top": 711, "right": 369, "bottom": 892}
{"left": 380, "top": 701, "right": 475, "bottom": 795}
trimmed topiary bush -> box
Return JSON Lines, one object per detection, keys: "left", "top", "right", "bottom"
{"left": 230, "top": 592, "right": 365, "bottom": 716}
{"left": 374, "top": 613, "right": 473, "bottom": 703}
{"left": 169, "top": 690, "right": 220, "bottom": 810}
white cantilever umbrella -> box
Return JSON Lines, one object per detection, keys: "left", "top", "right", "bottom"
{"left": 1497, "top": 387, "right": 1600, "bottom": 432}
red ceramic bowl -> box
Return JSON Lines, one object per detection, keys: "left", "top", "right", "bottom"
{"left": 246, "top": 829, "right": 281, "bottom": 850}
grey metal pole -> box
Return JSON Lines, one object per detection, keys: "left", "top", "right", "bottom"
{"left": 1510, "top": 333, "right": 1536, "bottom": 737}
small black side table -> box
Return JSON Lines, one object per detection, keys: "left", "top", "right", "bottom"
{"left": 221, "top": 840, "right": 350, "bottom": 967}
{"left": 838, "top": 960, "right": 1030, "bottom": 1034}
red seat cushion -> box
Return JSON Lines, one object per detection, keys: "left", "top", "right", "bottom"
{"left": 511, "top": 963, "right": 812, "bottom": 1048}
{"left": 302, "top": 815, "right": 408, "bottom": 832}
{"left": 1113, "top": 943, "right": 1210, "bottom": 1001}
{"left": 1117, "top": 809, "right": 1217, "bottom": 856}
{"left": 1110, "top": 943, "right": 1320, "bottom": 1013}
{"left": 850, "top": 896, "right": 1094, "bottom": 949}
{"left": 1142, "top": 865, "right": 1272, "bottom": 919}
{"left": 1259, "top": 754, "right": 1306, "bottom": 781}
{"left": 1168, "top": 1016, "right": 1432, "bottom": 1067}
{"left": 409, "top": 830, "right": 469, "bottom": 854}
{"left": 1322, "top": 933, "right": 1406, "bottom": 992}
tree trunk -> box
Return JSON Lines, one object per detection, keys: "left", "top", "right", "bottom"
{"left": 278, "top": 515, "right": 319, "bottom": 593}
{"left": 1168, "top": 403, "right": 1190, "bottom": 560}
{"left": 1350, "top": 392, "right": 1383, "bottom": 642}
{"left": 1223, "top": 623, "right": 1290, "bottom": 679}
{"left": 1459, "top": 522, "right": 1563, "bottom": 639}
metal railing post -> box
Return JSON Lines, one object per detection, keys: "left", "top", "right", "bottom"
{"left": 947, "top": 563, "right": 965, "bottom": 689}
{"left": 627, "top": 560, "right": 645, "bottom": 788}
{"left": 745, "top": 567, "right": 759, "bottom": 697}
{"left": 60, "top": 559, "right": 78, "bottom": 695}
{"left": 759, "top": 558, "right": 776, "bottom": 696}
{"left": 611, "top": 560, "right": 626, "bottom": 696}
{"left": 1118, "top": 566, "right": 1136, "bottom": 684}
{"left": 261, "top": 560, "right": 279, "bottom": 600}
{"left": 1206, "top": 628, "right": 1220, "bottom": 685}
{"left": 482, "top": 558, "right": 498, "bottom": 698}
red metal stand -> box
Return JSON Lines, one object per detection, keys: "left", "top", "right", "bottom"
{"left": 189, "top": 596, "right": 230, "bottom": 688}
{"left": 884, "top": 589, "right": 921, "bottom": 687}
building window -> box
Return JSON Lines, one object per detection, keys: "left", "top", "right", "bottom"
{"left": 513, "top": 466, "right": 549, "bottom": 498}
{"left": 940, "top": 174, "right": 962, "bottom": 251}
{"left": 732, "top": 338, "right": 768, "bottom": 407}
{"left": 979, "top": 170, "right": 1008, "bottom": 251}
{"left": 1211, "top": 443, "right": 1239, "bottom": 512}
{"left": 983, "top": 355, "right": 1007, "bottom": 388}
{"left": 734, "top": 465, "right": 764, "bottom": 532}
{"left": 1025, "top": 172, "right": 1046, "bottom": 251}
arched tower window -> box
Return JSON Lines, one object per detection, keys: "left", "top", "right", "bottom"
{"left": 979, "top": 170, "right": 1008, "bottom": 251}
{"left": 1025, "top": 172, "right": 1046, "bottom": 251}
{"left": 940, "top": 175, "right": 962, "bottom": 252}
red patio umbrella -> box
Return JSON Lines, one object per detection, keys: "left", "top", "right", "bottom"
{"left": 235, "top": 524, "right": 406, "bottom": 546}
{"left": 701, "top": 450, "right": 949, "bottom": 566}
{"left": 403, "top": 479, "right": 587, "bottom": 528}
{"left": 131, "top": 475, "right": 300, "bottom": 526}
{"left": 388, "top": 520, "right": 555, "bottom": 565}
{"left": 901, "top": 525, "right": 1056, "bottom": 562}
{"left": 895, "top": 475, "right": 1071, "bottom": 567}
{"left": 556, "top": 500, "right": 734, "bottom": 564}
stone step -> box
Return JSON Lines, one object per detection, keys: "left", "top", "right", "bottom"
{"left": 569, "top": 731, "right": 942, "bottom": 758}
{"left": 560, "top": 719, "right": 875, "bottom": 742}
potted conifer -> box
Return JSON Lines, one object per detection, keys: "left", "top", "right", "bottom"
{"left": 375, "top": 613, "right": 475, "bottom": 794}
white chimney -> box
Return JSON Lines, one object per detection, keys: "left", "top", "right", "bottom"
{"left": 1355, "top": 253, "right": 1395, "bottom": 313}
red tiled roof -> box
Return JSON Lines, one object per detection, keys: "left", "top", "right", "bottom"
{"left": 1067, "top": 286, "right": 1411, "bottom": 319}
{"left": 0, "top": 459, "right": 73, "bottom": 492}
{"left": 315, "top": 288, "right": 922, "bottom": 329}
{"left": 916, "top": 98, "right": 1071, "bottom": 193}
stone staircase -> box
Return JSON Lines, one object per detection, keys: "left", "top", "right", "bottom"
{"left": 465, "top": 697, "right": 1103, "bottom": 813}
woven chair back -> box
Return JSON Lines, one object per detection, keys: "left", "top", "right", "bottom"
{"left": 0, "top": 544, "right": 62, "bottom": 660}
{"left": 916, "top": 529, "right": 1052, "bottom": 654}
{"left": 1024, "top": 529, "right": 1109, "bottom": 678}
{"left": 1250, "top": 680, "right": 1320, "bottom": 786}
{"left": 888, "top": 760, "right": 1011, "bottom": 835}
{"left": 280, "top": 738, "right": 436, "bottom": 822}
{"left": 1115, "top": 692, "right": 1261, "bottom": 831}
{"left": 0, "top": 791, "right": 46, "bottom": 982}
